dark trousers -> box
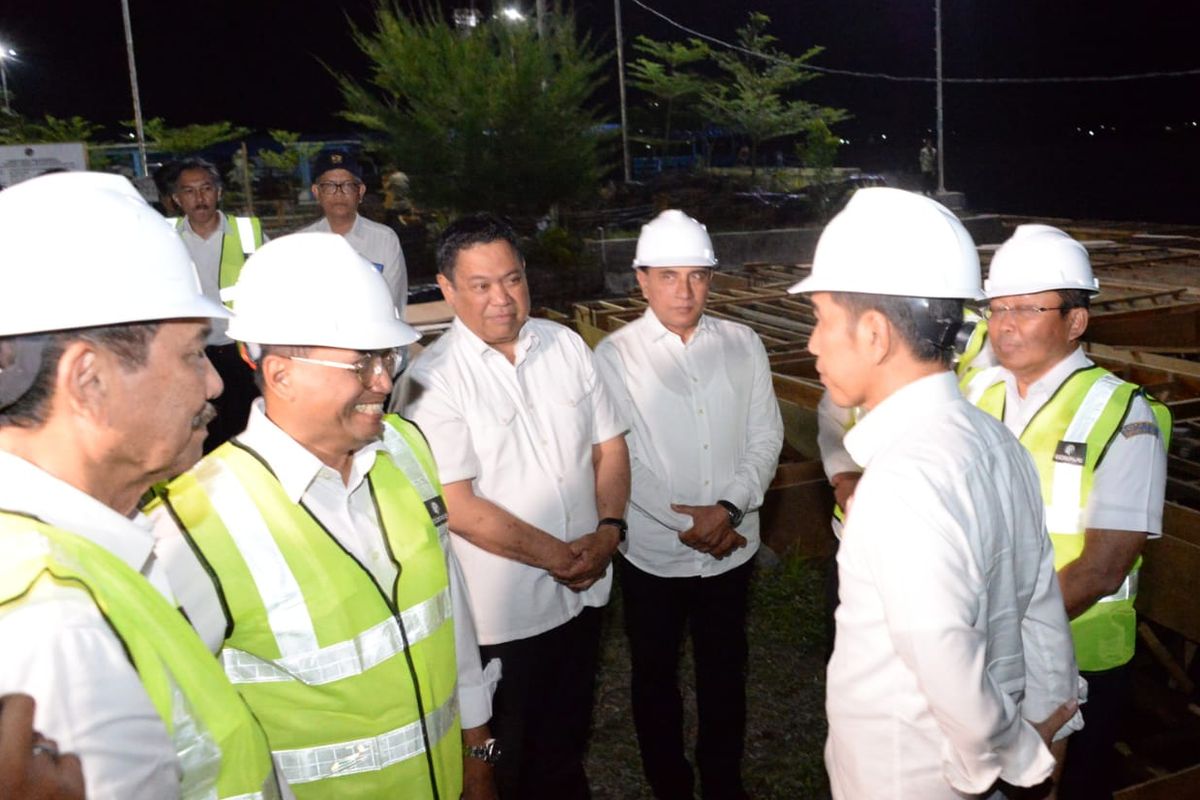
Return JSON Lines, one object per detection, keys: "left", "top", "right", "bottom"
{"left": 479, "top": 606, "right": 603, "bottom": 800}
{"left": 1059, "top": 664, "right": 1132, "bottom": 800}
{"left": 204, "top": 343, "right": 260, "bottom": 454}
{"left": 619, "top": 556, "right": 754, "bottom": 800}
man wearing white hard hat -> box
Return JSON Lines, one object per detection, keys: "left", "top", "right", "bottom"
{"left": 404, "top": 213, "right": 630, "bottom": 800}
{"left": 149, "top": 233, "right": 499, "bottom": 799}
{"left": 0, "top": 172, "right": 283, "bottom": 799}
{"left": 964, "top": 225, "right": 1169, "bottom": 799}
{"left": 593, "top": 210, "right": 782, "bottom": 800}
{"left": 790, "top": 188, "right": 1082, "bottom": 798}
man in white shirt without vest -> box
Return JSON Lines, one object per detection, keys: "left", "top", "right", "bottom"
{"left": 791, "top": 188, "right": 1083, "bottom": 798}
{"left": 404, "top": 213, "right": 631, "bottom": 800}
{"left": 594, "top": 210, "right": 782, "bottom": 800}
{"left": 300, "top": 150, "right": 408, "bottom": 318}
{"left": 150, "top": 233, "right": 498, "bottom": 799}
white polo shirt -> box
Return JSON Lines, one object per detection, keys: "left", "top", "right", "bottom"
{"left": 404, "top": 317, "right": 627, "bottom": 645}
{"left": 0, "top": 451, "right": 184, "bottom": 800}
{"left": 994, "top": 346, "right": 1166, "bottom": 535}
{"left": 827, "top": 371, "right": 1083, "bottom": 798}
{"left": 150, "top": 400, "right": 497, "bottom": 728}
{"left": 300, "top": 214, "right": 408, "bottom": 317}
{"left": 178, "top": 211, "right": 267, "bottom": 346}
{"left": 594, "top": 310, "right": 783, "bottom": 578}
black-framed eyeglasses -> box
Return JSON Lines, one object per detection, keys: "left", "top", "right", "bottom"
{"left": 288, "top": 348, "right": 405, "bottom": 388}
{"left": 316, "top": 180, "right": 362, "bottom": 196}
{"left": 983, "top": 304, "right": 1067, "bottom": 321}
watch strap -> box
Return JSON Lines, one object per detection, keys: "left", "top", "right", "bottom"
{"left": 598, "top": 516, "right": 628, "bottom": 542}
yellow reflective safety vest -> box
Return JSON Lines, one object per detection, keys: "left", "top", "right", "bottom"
{"left": 168, "top": 215, "right": 264, "bottom": 303}
{"left": 0, "top": 513, "right": 281, "bottom": 800}
{"left": 968, "top": 365, "right": 1172, "bottom": 671}
{"left": 156, "top": 416, "right": 462, "bottom": 799}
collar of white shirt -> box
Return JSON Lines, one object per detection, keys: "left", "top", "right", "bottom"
{"left": 0, "top": 450, "right": 158, "bottom": 574}
{"left": 181, "top": 210, "right": 228, "bottom": 241}
{"left": 843, "top": 371, "right": 962, "bottom": 470}
{"left": 1001, "top": 345, "right": 1092, "bottom": 408}
{"left": 641, "top": 307, "right": 712, "bottom": 344}
{"left": 450, "top": 315, "right": 541, "bottom": 364}
{"left": 236, "top": 398, "right": 386, "bottom": 502}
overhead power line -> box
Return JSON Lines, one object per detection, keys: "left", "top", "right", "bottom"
{"left": 628, "top": 0, "right": 1200, "bottom": 84}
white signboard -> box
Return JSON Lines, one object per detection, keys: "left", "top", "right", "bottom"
{"left": 0, "top": 142, "right": 89, "bottom": 189}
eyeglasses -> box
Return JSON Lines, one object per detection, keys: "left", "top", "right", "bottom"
{"left": 983, "top": 304, "right": 1067, "bottom": 320}
{"left": 288, "top": 349, "right": 405, "bottom": 388}
{"left": 176, "top": 184, "right": 218, "bottom": 198}
{"left": 316, "top": 180, "right": 362, "bottom": 196}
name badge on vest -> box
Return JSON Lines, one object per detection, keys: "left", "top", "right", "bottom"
{"left": 1054, "top": 441, "right": 1086, "bottom": 466}
{"left": 424, "top": 495, "right": 449, "bottom": 527}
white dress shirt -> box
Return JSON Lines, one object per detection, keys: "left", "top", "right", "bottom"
{"left": 178, "top": 211, "right": 267, "bottom": 345}
{"left": 0, "top": 451, "right": 184, "bottom": 800}
{"left": 827, "top": 372, "right": 1083, "bottom": 799}
{"left": 594, "top": 309, "right": 783, "bottom": 577}
{"left": 151, "top": 400, "right": 496, "bottom": 728}
{"left": 404, "top": 317, "right": 628, "bottom": 644}
{"left": 996, "top": 346, "right": 1166, "bottom": 535}
{"left": 300, "top": 214, "right": 408, "bottom": 317}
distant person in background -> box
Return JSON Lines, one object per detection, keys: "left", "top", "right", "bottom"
{"left": 919, "top": 137, "right": 937, "bottom": 195}
{"left": 301, "top": 150, "right": 409, "bottom": 318}
{"left": 152, "top": 161, "right": 180, "bottom": 216}
{"left": 168, "top": 157, "right": 267, "bottom": 451}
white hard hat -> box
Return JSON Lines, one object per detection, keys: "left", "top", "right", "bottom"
{"left": 632, "top": 209, "right": 718, "bottom": 269}
{"left": 984, "top": 224, "right": 1099, "bottom": 298}
{"left": 223, "top": 233, "right": 419, "bottom": 350}
{"left": 0, "top": 171, "right": 229, "bottom": 336}
{"left": 788, "top": 187, "right": 982, "bottom": 300}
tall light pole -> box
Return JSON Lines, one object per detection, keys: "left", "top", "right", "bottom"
{"left": 934, "top": 0, "right": 946, "bottom": 193}
{"left": 614, "top": 0, "right": 631, "bottom": 182}
{"left": 0, "top": 44, "right": 16, "bottom": 115}
{"left": 120, "top": 0, "right": 149, "bottom": 177}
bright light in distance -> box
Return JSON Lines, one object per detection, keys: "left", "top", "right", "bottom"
{"left": 880, "top": 133, "right": 887, "bottom": 140}
{"left": 501, "top": 7, "right": 526, "bottom": 21}
{"left": 0, "top": 45, "right": 15, "bottom": 59}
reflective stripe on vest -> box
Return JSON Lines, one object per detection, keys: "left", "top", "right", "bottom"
{"left": 170, "top": 216, "right": 263, "bottom": 301}
{"left": 163, "top": 415, "right": 462, "bottom": 799}
{"left": 235, "top": 216, "right": 259, "bottom": 256}
{"left": 0, "top": 518, "right": 280, "bottom": 800}
{"left": 974, "top": 366, "right": 1170, "bottom": 671}
{"left": 276, "top": 694, "right": 458, "bottom": 786}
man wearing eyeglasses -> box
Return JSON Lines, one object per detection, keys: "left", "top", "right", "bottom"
{"left": 149, "top": 233, "right": 499, "bottom": 799}
{"left": 963, "top": 224, "right": 1170, "bottom": 799}
{"left": 300, "top": 150, "right": 408, "bottom": 318}
{"left": 167, "top": 157, "right": 268, "bottom": 450}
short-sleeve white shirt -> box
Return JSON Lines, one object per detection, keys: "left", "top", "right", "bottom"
{"left": 0, "top": 451, "right": 183, "bottom": 800}
{"left": 300, "top": 214, "right": 408, "bottom": 317}
{"left": 996, "top": 346, "right": 1166, "bottom": 535}
{"left": 403, "top": 317, "right": 627, "bottom": 644}
{"left": 594, "top": 310, "right": 783, "bottom": 578}
{"left": 827, "top": 372, "right": 1083, "bottom": 798}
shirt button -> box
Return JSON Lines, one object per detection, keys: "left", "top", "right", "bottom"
{"left": 704, "top": 480, "right": 710, "bottom": 486}
{"left": 697, "top": 408, "right": 705, "bottom": 415}
{"left": 703, "top": 444, "right": 709, "bottom": 450}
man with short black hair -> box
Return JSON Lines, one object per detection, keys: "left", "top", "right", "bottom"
{"left": 168, "top": 156, "right": 267, "bottom": 450}
{"left": 792, "top": 188, "right": 1082, "bottom": 798}
{"left": 404, "top": 212, "right": 630, "bottom": 800}
{"left": 301, "top": 150, "right": 408, "bottom": 316}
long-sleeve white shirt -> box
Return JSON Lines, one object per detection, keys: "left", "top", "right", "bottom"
{"left": 151, "top": 400, "right": 497, "bottom": 728}
{"left": 594, "top": 309, "right": 783, "bottom": 577}
{"left": 826, "top": 371, "right": 1083, "bottom": 799}
{"left": 0, "top": 452, "right": 190, "bottom": 800}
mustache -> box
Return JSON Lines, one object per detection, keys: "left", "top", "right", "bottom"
{"left": 192, "top": 403, "right": 218, "bottom": 431}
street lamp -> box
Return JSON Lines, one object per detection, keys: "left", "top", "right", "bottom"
{"left": 500, "top": 6, "right": 526, "bottom": 22}
{"left": 0, "top": 44, "right": 17, "bottom": 115}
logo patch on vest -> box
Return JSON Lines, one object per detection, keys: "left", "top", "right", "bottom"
{"left": 1120, "top": 421, "right": 1159, "bottom": 439}
{"left": 1054, "top": 441, "right": 1086, "bottom": 466}
{"left": 424, "top": 496, "right": 449, "bottom": 526}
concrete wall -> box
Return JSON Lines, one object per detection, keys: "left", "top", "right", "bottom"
{"left": 586, "top": 214, "right": 1008, "bottom": 294}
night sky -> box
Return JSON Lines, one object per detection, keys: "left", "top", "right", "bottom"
{"left": 3, "top": 0, "right": 1198, "bottom": 221}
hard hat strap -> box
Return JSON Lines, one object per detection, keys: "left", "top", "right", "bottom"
{"left": 905, "top": 297, "right": 963, "bottom": 355}
{"left": 0, "top": 335, "right": 51, "bottom": 411}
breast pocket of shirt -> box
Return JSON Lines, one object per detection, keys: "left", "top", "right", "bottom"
{"left": 543, "top": 384, "right": 595, "bottom": 457}
{"left": 469, "top": 397, "right": 519, "bottom": 466}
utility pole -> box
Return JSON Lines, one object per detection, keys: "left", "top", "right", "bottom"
{"left": 614, "top": 0, "right": 631, "bottom": 182}
{"left": 535, "top": 0, "right": 546, "bottom": 38}
{"left": 934, "top": 0, "right": 946, "bottom": 193}
{"left": 120, "top": 0, "right": 149, "bottom": 178}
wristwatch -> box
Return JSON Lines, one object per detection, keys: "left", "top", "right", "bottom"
{"left": 465, "top": 737, "right": 502, "bottom": 765}
{"left": 716, "top": 500, "right": 744, "bottom": 528}
{"left": 598, "top": 517, "right": 628, "bottom": 542}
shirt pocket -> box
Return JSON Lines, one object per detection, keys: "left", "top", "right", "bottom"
{"left": 544, "top": 384, "right": 594, "bottom": 455}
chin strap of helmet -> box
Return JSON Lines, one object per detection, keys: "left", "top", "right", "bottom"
{"left": 0, "top": 335, "right": 50, "bottom": 412}
{"left": 905, "top": 298, "right": 964, "bottom": 355}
